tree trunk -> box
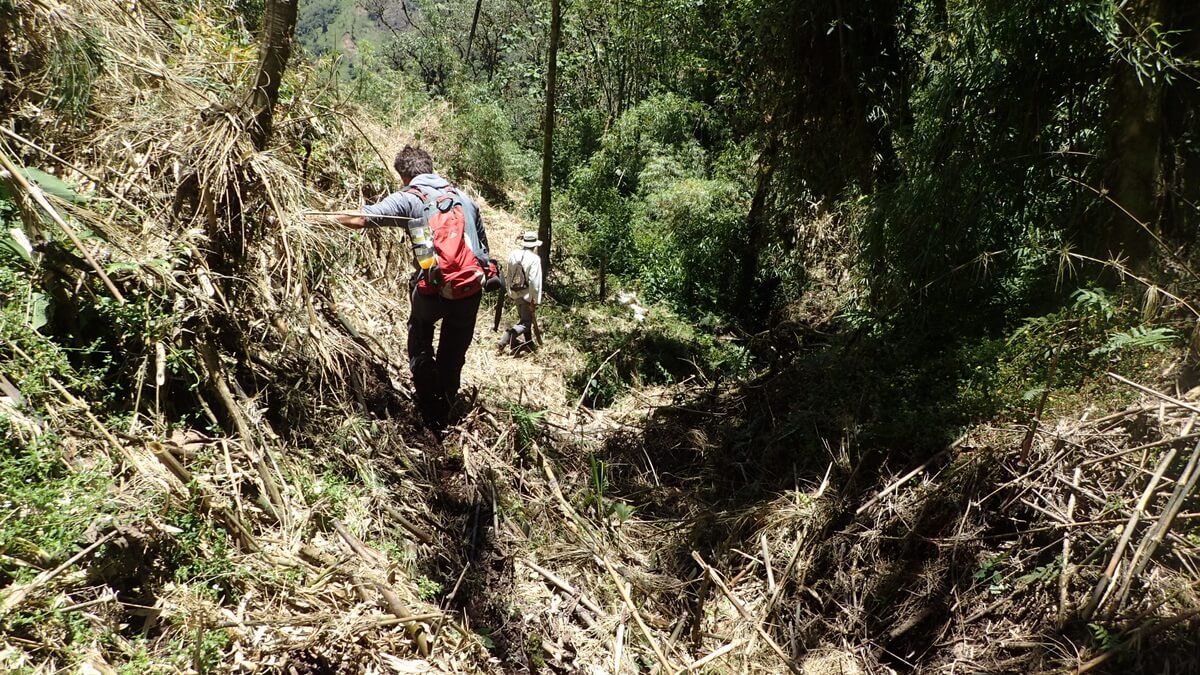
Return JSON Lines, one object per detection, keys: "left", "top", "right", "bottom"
{"left": 537, "top": 0, "right": 561, "bottom": 278}
{"left": 466, "top": 0, "right": 484, "bottom": 65}
{"left": 247, "top": 0, "right": 298, "bottom": 151}
{"left": 598, "top": 255, "right": 607, "bottom": 300}
{"left": 1101, "top": 0, "right": 1167, "bottom": 265}
{"left": 737, "top": 138, "right": 778, "bottom": 319}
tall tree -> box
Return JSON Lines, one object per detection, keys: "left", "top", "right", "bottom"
{"left": 736, "top": 137, "right": 777, "bottom": 318}
{"left": 466, "top": 0, "right": 484, "bottom": 64}
{"left": 538, "top": 0, "right": 561, "bottom": 277}
{"left": 1102, "top": 0, "right": 1168, "bottom": 264}
{"left": 247, "top": 0, "right": 298, "bottom": 150}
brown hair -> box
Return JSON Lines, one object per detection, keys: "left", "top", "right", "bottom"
{"left": 393, "top": 145, "right": 433, "bottom": 178}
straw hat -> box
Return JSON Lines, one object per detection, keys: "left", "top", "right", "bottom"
{"left": 519, "top": 231, "right": 543, "bottom": 248}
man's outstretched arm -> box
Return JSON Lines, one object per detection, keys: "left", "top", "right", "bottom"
{"left": 337, "top": 214, "right": 368, "bottom": 229}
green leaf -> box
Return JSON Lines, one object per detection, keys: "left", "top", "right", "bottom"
{"left": 105, "top": 261, "right": 142, "bottom": 274}
{"left": 19, "top": 167, "right": 87, "bottom": 203}
{"left": 1090, "top": 326, "right": 1178, "bottom": 356}
{"left": 0, "top": 228, "right": 33, "bottom": 264}
{"left": 30, "top": 291, "right": 50, "bottom": 330}
{"left": 611, "top": 501, "right": 635, "bottom": 523}
{"left": 1021, "top": 386, "right": 1047, "bottom": 402}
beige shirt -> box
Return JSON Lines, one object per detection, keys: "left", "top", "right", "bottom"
{"left": 506, "top": 247, "right": 543, "bottom": 304}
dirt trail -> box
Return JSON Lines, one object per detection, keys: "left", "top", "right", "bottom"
{"left": 458, "top": 201, "right": 580, "bottom": 417}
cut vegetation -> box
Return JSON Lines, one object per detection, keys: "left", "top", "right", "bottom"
{"left": 3, "top": 1, "right": 1200, "bottom": 674}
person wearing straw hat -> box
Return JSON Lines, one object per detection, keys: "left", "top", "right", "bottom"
{"left": 337, "top": 146, "right": 495, "bottom": 429}
{"left": 498, "top": 232, "right": 544, "bottom": 354}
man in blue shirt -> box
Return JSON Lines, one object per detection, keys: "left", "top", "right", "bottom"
{"left": 339, "top": 146, "right": 491, "bottom": 428}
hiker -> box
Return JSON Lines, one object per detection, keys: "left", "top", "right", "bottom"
{"left": 497, "top": 231, "right": 544, "bottom": 354}
{"left": 338, "top": 146, "right": 497, "bottom": 427}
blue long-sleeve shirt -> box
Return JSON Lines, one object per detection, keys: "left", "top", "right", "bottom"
{"left": 363, "top": 173, "right": 490, "bottom": 261}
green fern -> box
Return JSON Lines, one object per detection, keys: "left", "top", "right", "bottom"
{"left": 1091, "top": 326, "right": 1178, "bottom": 356}
{"left": 1088, "top": 622, "right": 1115, "bottom": 650}
{"left": 1072, "top": 287, "right": 1115, "bottom": 320}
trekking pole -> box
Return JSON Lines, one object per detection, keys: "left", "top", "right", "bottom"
{"left": 493, "top": 292, "right": 506, "bottom": 331}
{"left": 531, "top": 312, "right": 544, "bottom": 346}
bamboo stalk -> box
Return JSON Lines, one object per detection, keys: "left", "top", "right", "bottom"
{"left": 380, "top": 503, "right": 437, "bottom": 546}
{"left": 1080, "top": 448, "right": 1177, "bottom": 620}
{"left": 523, "top": 558, "right": 604, "bottom": 617}
{"left": 760, "top": 533, "right": 776, "bottom": 593}
{"left": 1108, "top": 372, "right": 1200, "bottom": 417}
{"left": 602, "top": 559, "right": 680, "bottom": 674}
{"left": 0, "top": 146, "right": 126, "bottom": 303}
{"left": 1080, "top": 432, "right": 1200, "bottom": 468}
{"left": 857, "top": 446, "right": 951, "bottom": 515}
{"left": 0, "top": 125, "right": 148, "bottom": 218}
{"left": 687, "top": 639, "right": 745, "bottom": 672}
{"left": 198, "top": 342, "right": 285, "bottom": 524}
{"left": 1117, "top": 438, "right": 1200, "bottom": 609}
{"left": 150, "top": 441, "right": 260, "bottom": 552}
{"left": 302, "top": 210, "right": 415, "bottom": 221}
{"left": 376, "top": 583, "right": 432, "bottom": 657}
{"left": 1, "top": 531, "right": 117, "bottom": 613}
{"left": 691, "top": 551, "right": 803, "bottom": 675}
{"left": 332, "top": 520, "right": 388, "bottom": 568}
{"left": 1057, "top": 467, "right": 1081, "bottom": 628}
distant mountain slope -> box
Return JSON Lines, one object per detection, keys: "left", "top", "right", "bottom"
{"left": 297, "top": 0, "right": 389, "bottom": 74}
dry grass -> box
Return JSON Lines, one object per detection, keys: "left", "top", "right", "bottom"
{"left": 4, "top": 1, "right": 1200, "bottom": 674}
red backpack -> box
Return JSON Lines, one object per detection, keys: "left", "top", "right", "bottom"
{"left": 406, "top": 185, "right": 495, "bottom": 299}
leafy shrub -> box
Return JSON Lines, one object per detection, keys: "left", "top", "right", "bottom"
{"left": 635, "top": 177, "right": 747, "bottom": 318}
{"left": 568, "top": 303, "right": 754, "bottom": 408}
{"left": 0, "top": 429, "right": 114, "bottom": 583}
{"left": 349, "top": 43, "right": 429, "bottom": 123}
{"left": 855, "top": 1, "right": 1112, "bottom": 327}
{"left": 562, "top": 94, "right": 755, "bottom": 322}
{"left": 959, "top": 285, "right": 1179, "bottom": 419}
{"left": 444, "top": 86, "right": 536, "bottom": 195}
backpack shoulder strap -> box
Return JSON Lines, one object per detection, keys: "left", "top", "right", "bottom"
{"left": 405, "top": 184, "right": 437, "bottom": 203}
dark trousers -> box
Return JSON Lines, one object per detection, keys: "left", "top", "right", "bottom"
{"left": 508, "top": 298, "right": 535, "bottom": 347}
{"left": 408, "top": 287, "right": 482, "bottom": 415}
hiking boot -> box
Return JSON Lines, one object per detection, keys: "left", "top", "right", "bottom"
{"left": 497, "top": 329, "right": 514, "bottom": 352}
{"left": 417, "top": 390, "right": 449, "bottom": 432}
{"left": 511, "top": 332, "right": 534, "bottom": 354}
{"left": 447, "top": 387, "right": 477, "bottom": 425}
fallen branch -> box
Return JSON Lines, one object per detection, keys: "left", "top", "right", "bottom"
{"left": 1118, "top": 438, "right": 1200, "bottom": 608}
{"left": 1080, "top": 448, "right": 1177, "bottom": 620}
{"left": 150, "top": 441, "right": 260, "bottom": 552}
{"left": 381, "top": 503, "right": 436, "bottom": 546}
{"left": 523, "top": 558, "right": 604, "bottom": 618}
{"left": 198, "top": 342, "right": 286, "bottom": 524}
{"left": 376, "top": 583, "right": 432, "bottom": 657}
{"left": 1080, "top": 432, "right": 1200, "bottom": 468}
{"left": 0, "top": 146, "right": 125, "bottom": 303}
{"left": 0, "top": 125, "right": 149, "bottom": 219}
{"left": 332, "top": 520, "right": 388, "bottom": 568}
{"left": 1108, "top": 372, "right": 1200, "bottom": 417}
{"left": 601, "top": 557, "right": 680, "bottom": 674}
{"left": 857, "top": 435, "right": 966, "bottom": 515}
{"left": 1075, "top": 606, "right": 1200, "bottom": 674}
{"left": 691, "top": 551, "right": 803, "bottom": 675}
{"left": 1057, "top": 466, "right": 1081, "bottom": 628}
{"left": 686, "top": 638, "right": 745, "bottom": 672}
{"left": 1, "top": 530, "right": 117, "bottom": 613}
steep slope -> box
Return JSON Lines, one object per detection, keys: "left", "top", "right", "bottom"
{"left": 3, "top": 2, "right": 1200, "bottom": 675}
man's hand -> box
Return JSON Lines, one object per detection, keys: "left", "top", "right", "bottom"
{"left": 336, "top": 214, "right": 369, "bottom": 229}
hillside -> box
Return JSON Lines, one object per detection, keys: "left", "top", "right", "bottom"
{"left": 297, "top": 0, "right": 390, "bottom": 77}
{"left": 4, "top": 2, "right": 1200, "bottom": 675}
